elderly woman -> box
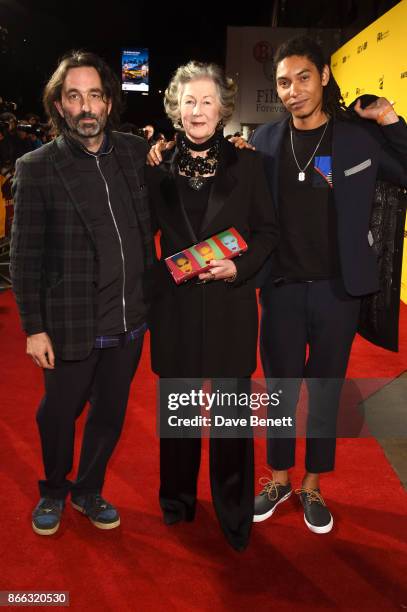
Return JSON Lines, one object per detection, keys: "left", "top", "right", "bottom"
{"left": 146, "top": 61, "right": 278, "bottom": 551}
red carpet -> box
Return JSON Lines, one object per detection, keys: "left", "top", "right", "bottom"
{"left": 1, "top": 289, "right": 406, "bottom": 611}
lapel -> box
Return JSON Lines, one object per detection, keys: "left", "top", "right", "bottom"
{"left": 52, "top": 132, "right": 149, "bottom": 247}
{"left": 331, "top": 118, "right": 350, "bottom": 197}
{"left": 199, "top": 138, "right": 238, "bottom": 236}
{"left": 110, "top": 131, "right": 143, "bottom": 210}
{"left": 264, "top": 116, "right": 290, "bottom": 213}
{"left": 159, "top": 149, "right": 197, "bottom": 244}
{"left": 51, "top": 136, "right": 97, "bottom": 247}
{"left": 155, "top": 138, "right": 239, "bottom": 245}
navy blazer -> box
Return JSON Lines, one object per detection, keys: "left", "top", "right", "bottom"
{"left": 251, "top": 115, "right": 407, "bottom": 296}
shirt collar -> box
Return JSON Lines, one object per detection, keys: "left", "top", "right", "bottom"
{"left": 64, "top": 131, "right": 114, "bottom": 157}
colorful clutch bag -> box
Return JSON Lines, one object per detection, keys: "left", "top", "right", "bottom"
{"left": 165, "top": 227, "right": 248, "bottom": 285}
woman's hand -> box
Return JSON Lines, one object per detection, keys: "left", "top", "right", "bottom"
{"left": 198, "top": 259, "right": 237, "bottom": 282}
{"left": 146, "top": 140, "right": 176, "bottom": 166}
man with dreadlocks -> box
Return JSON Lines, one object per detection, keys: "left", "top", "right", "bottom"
{"left": 251, "top": 36, "right": 407, "bottom": 532}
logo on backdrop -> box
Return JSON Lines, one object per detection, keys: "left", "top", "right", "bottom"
{"left": 357, "top": 41, "right": 368, "bottom": 54}
{"left": 376, "top": 30, "right": 390, "bottom": 42}
{"left": 253, "top": 41, "right": 272, "bottom": 63}
{"left": 253, "top": 41, "right": 275, "bottom": 84}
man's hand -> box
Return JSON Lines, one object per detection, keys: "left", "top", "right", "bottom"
{"left": 198, "top": 259, "right": 237, "bottom": 282}
{"left": 353, "top": 97, "right": 398, "bottom": 125}
{"left": 146, "top": 140, "right": 175, "bottom": 166}
{"left": 27, "top": 332, "right": 55, "bottom": 369}
{"left": 229, "top": 136, "right": 256, "bottom": 151}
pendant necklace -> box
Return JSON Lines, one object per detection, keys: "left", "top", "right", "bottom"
{"left": 289, "top": 119, "right": 329, "bottom": 182}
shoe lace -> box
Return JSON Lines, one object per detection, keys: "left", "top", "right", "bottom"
{"left": 40, "top": 498, "right": 62, "bottom": 512}
{"left": 295, "top": 487, "right": 326, "bottom": 506}
{"left": 258, "top": 477, "right": 286, "bottom": 501}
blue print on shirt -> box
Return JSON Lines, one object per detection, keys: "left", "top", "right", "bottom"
{"left": 313, "top": 156, "right": 333, "bottom": 188}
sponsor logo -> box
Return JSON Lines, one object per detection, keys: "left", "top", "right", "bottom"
{"left": 377, "top": 30, "right": 390, "bottom": 42}
{"left": 357, "top": 41, "right": 368, "bottom": 53}
{"left": 253, "top": 41, "right": 272, "bottom": 63}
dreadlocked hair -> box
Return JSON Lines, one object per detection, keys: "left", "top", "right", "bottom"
{"left": 274, "top": 35, "right": 353, "bottom": 121}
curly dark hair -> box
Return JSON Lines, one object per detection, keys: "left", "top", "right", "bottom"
{"left": 43, "top": 50, "right": 123, "bottom": 134}
{"left": 274, "top": 35, "right": 351, "bottom": 120}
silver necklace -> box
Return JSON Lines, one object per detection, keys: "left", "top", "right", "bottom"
{"left": 289, "top": 119, "right": 329, "bottom": 181}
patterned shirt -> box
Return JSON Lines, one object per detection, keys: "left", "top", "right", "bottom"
{"left": 94, "top": 322, "right": 147, "bottom": 349}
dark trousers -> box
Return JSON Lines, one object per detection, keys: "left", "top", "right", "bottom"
{"left": 159, "top": 378, "right": 254, "bottom": 551}
{"left": 37, "top": 336, "right": 144, "bottom": 499}
{"left": 259, "top": 279, "right": 361, "bottom": 473}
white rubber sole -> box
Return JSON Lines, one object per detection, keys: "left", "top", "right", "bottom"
{"left": 253, "top": 491, "right": 292, "bottom": 523}
{"left": 32, "top": 521, "right": 60, "bottom": 536}
{"left": 303, "top": 513, "right": 333, "bottom": 534}
{"left": 71, "top": 501, "right": 121, "bottom": 530}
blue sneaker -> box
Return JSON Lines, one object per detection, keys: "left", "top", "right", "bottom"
{"left": 32, "top": 497, "right": 65, "bottom": 536}
{"left": 71, "top": 493, "right": 120, "bottom": 530}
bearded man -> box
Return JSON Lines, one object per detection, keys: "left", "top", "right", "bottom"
{"left": 10, "top": 51, "right": 153, "bottom": 535}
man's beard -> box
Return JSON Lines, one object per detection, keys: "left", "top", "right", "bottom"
{"left": 63, "top": 110, "right": 107, "bottom": 138}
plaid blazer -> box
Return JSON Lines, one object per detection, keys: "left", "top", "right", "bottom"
{"left": 10, "top": 131, "right": 154, "bottom": 360}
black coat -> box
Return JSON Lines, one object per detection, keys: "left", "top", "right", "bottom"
{"left": 10, "top": 131, "right": 153, "bottom": 360}
{"left": 146, "top": 138, "right": 279, "bottom": 378}
{"left": 358, "top": 181, "right": 406, "bottom": 351}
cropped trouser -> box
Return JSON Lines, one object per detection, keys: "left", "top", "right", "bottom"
{"left": 259, "top": 278, "right": 361, "bottom": 473}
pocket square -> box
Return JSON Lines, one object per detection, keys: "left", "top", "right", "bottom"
{"left": 344, "top": 159, "right": 372, "bottom": 176}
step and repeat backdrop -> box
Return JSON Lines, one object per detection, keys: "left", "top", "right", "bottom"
{"left": 331, "top": 0, "right": 407, "bottom": 303}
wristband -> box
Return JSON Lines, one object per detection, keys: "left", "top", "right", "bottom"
{"left": 377, "top": 102, "right": 396, "bottom": 124}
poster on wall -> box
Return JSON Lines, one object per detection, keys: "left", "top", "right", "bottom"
{"left": 121, "top": 48, "right": 149, "bottom": 93}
